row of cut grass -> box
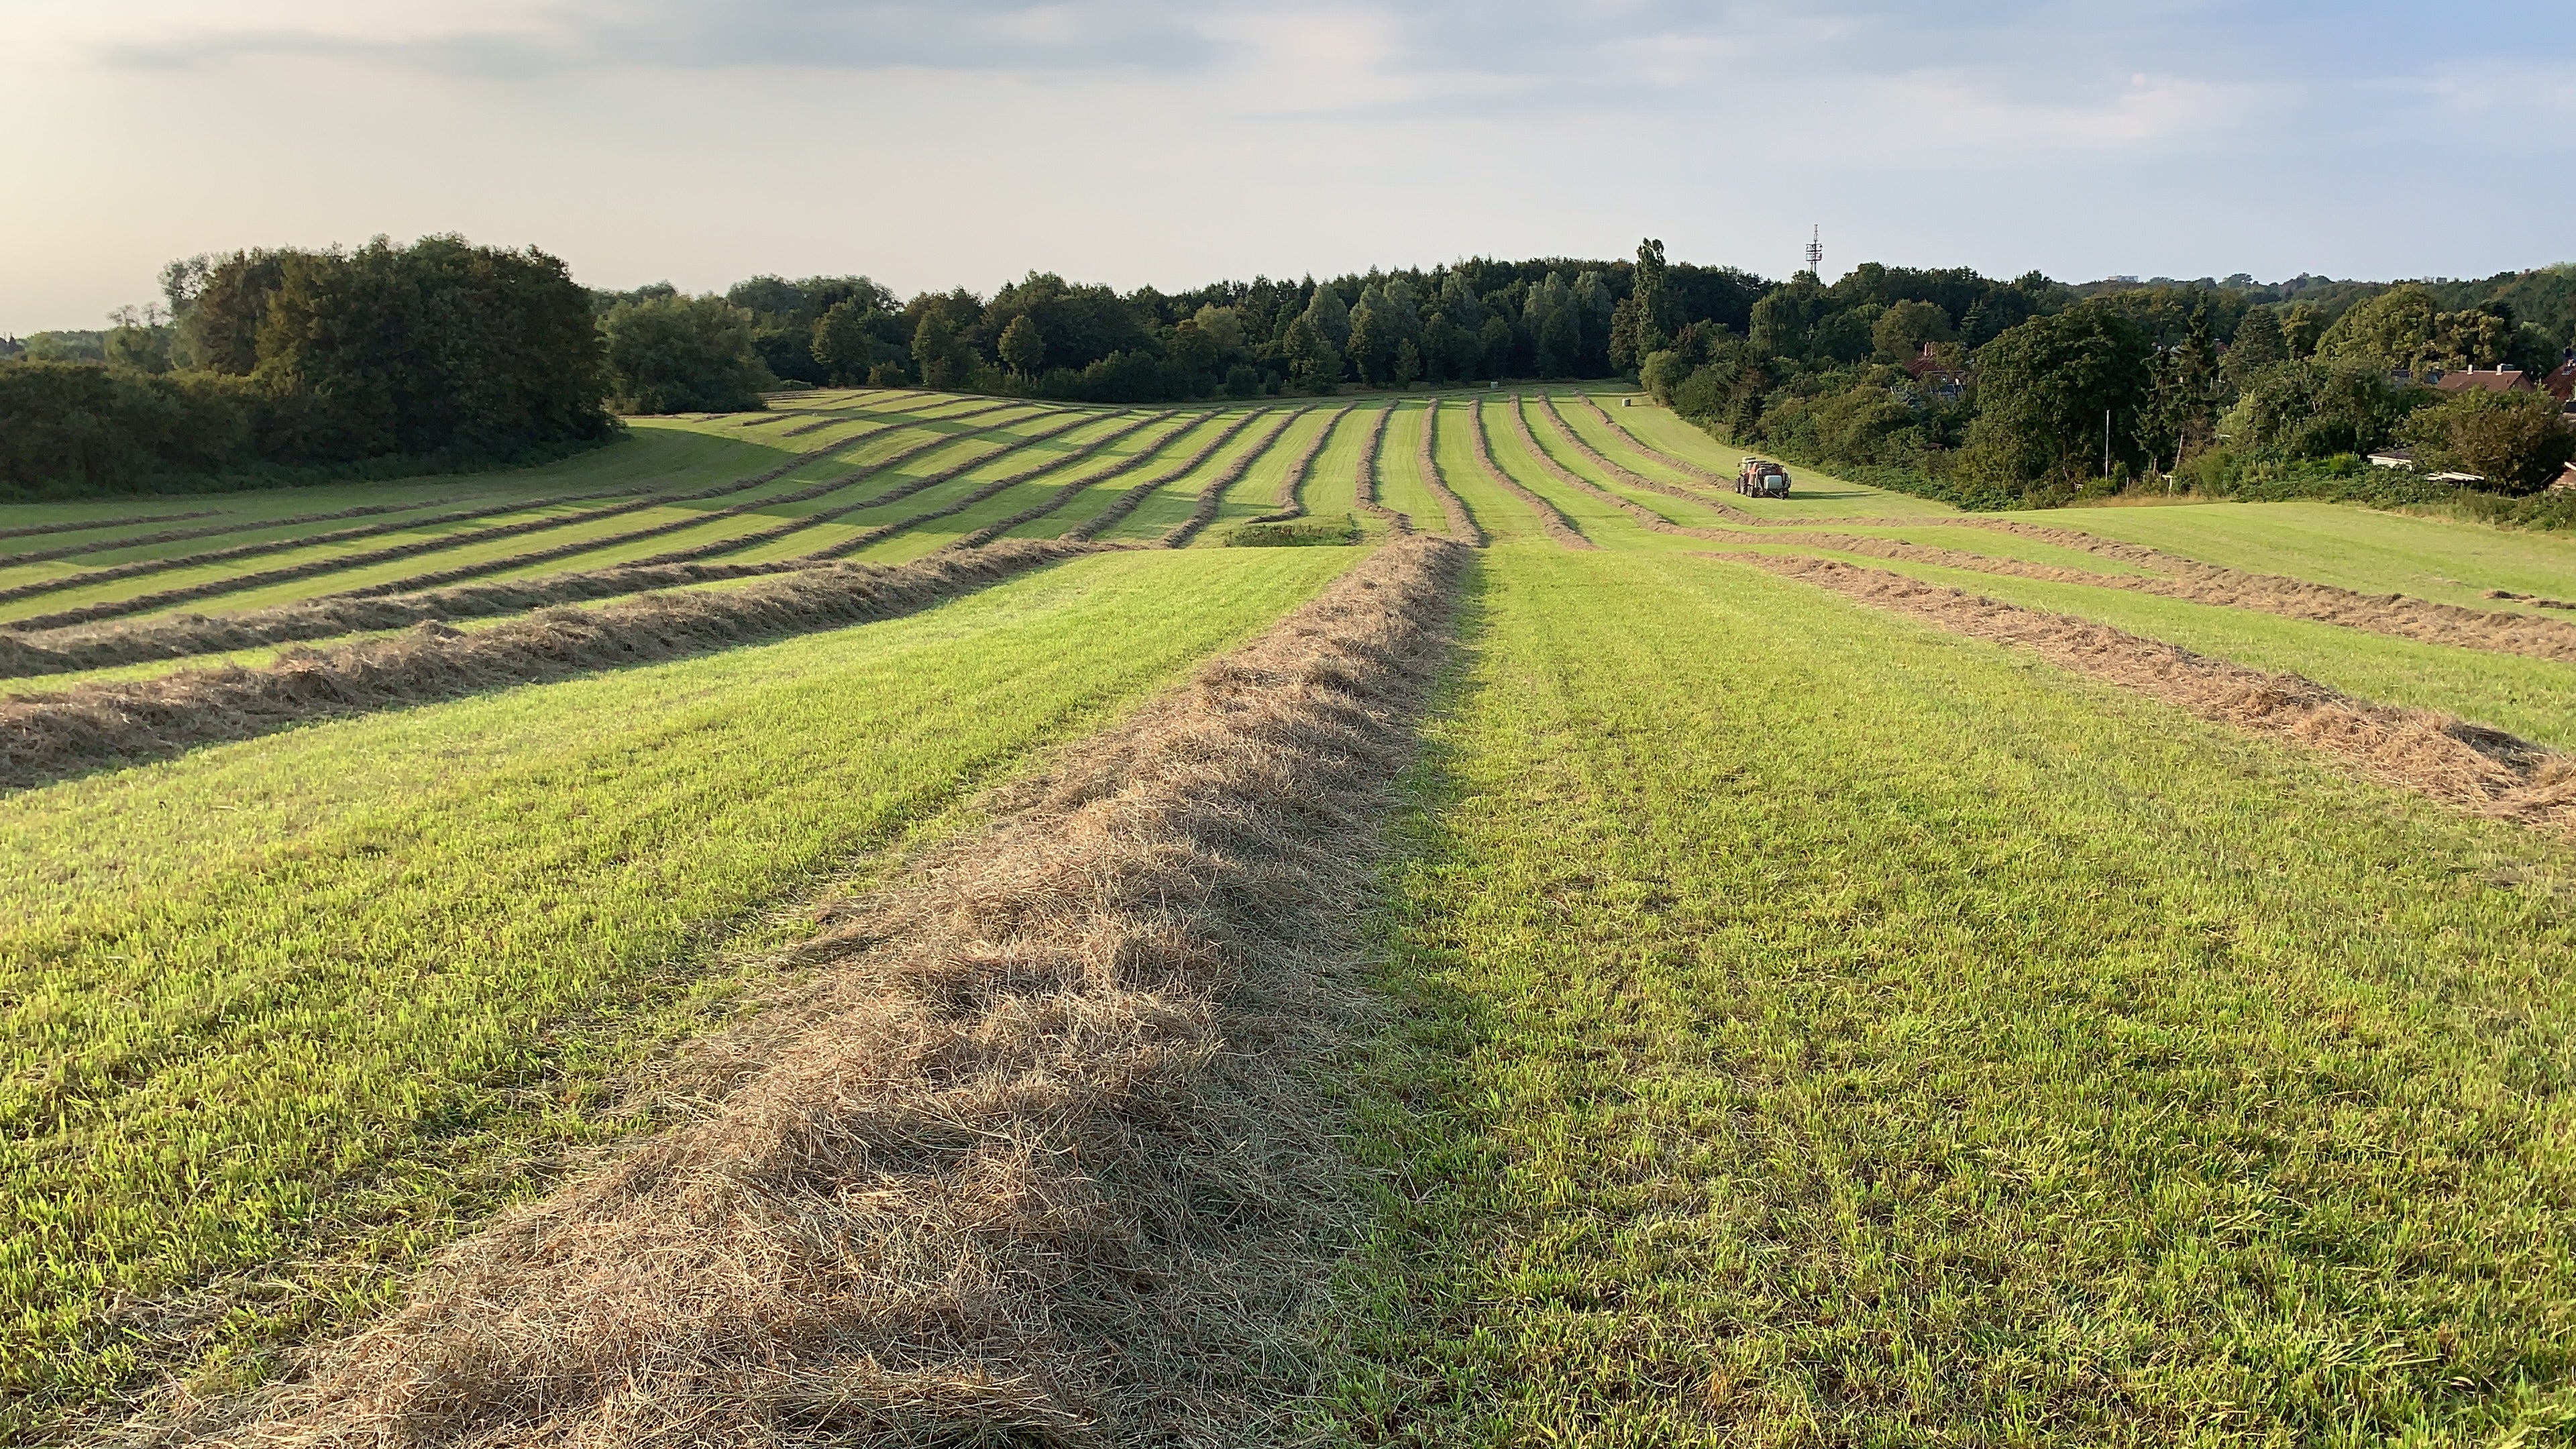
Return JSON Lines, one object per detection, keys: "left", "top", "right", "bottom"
{"left": 1769, "top": 543, "right": 2576, "bottom": 750}
{"left": 1328, "top": 544, "right": 2576, "bottom": 1446}
{"left": 0, "top": 546, "right": 1362, "bottom": 1440}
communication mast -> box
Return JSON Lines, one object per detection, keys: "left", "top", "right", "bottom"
{"left": 1804, "top": 225, "right": 1823, "bottom": 278}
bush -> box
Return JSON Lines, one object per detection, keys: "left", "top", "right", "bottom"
{"left": 600, "top": 295, "right": 771, "bottom": 413}
{"left": 1225, "top": 515, "right": 1359, "bottom": 547}
{"left": 2399, "top": 388, "right": 2575, "bottom": 493}
{"left": 3, "top": 236, "right": 617, "bottom": 496}
{"left": 0, "top": 364, "right": 259, "bottom": 492}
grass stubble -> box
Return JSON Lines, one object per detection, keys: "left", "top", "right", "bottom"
{"left": 1735, "top": 552, "right": 2576, "bottom": 833}
{"left": 5, "top": 547, "right": 1366, "bottom": 1442}
{"left": 173, "top": 535, "right": 1468, "bottom": 1448}
{"left": 0, "top": 542, "right": 1099, "bottom": 789}
{"left": 1323, "top": 545, "right": 2576, "bottom": 1446}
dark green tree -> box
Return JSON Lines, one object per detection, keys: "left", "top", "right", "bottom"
{"left": 998, "top": 314, "right": 1046, "bottom": 379}
{"left": 602, "top": 294, "right": 767, "bottom": 413}
{"left": 2401, "top": 388, "right": 2576, "bottom": 492}
{"left": 1958, "top": 303, "right": 2155, "bottom": 491}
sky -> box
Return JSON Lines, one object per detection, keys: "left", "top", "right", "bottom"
{"left": 5, "top": 0, "right": 2573, "bottom": 332}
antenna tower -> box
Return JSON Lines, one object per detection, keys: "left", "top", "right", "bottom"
{"left": 1805, "top": 225, "right": 1823, "bottom": 277}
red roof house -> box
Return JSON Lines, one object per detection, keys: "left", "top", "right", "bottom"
{"left": 2435, "top": 367, "right": 2534, "bottom": 394}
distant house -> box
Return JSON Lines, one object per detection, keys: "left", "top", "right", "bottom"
{"left": 2546, "top": 357, "right": 2576, "bottom": 403}
{"left": 2555, "top": 461, "right": 2576, "bottom": 492}
{"left": 1904, "top": 344, "right": 1968, "bottom": 402}
{"left": 2434, "top": 367, "right": 2533, "bottom": 394}
{"left": 2367, "top": 447, "right": 2416, "bottom": 468}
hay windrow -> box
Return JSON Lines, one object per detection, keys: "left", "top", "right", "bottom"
{"left": 1468, "top": 400, "right": 1593, "bottom": 548}
{"left": 1719, "top": 525, "right": 2576, "bottom": 667}
{"left": 0, "top": 541, "right": 1102, "bottom": 791}
{"left": 1733, "top": 551, "right": 2576, "bottom": 833}
{"left": 0, "top": 498, "right": 469, "bottom": 570}
{"left": 1417, "top": 402, "right": 1484, "bottom": 545}
{"left": 1350, "top": 408, "right": 1410, "bottom": 535}
{"left": 1051, "top": 410, "right": 1272, "bottom": 543}
{"left": 179, "top": 533, "right": 1468, "bottom": 1449}
{"left": 1, "top": 405, "right": 1073, "bottom": 635}
{"left": 0, "top": 508, "right": 224, "bottom": 543}
{"left": 0, "top": 560, "right": 813, "bottom": 679}
{"left": 1160, "top": 409, "right": 1305, "bottom": 547}
{"left": 1246, "top": 405, "right": 1352, "bottom": 525}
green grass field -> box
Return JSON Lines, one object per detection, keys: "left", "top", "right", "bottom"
{"left": 15, "top": 385, "right": 2576, "bottom": 1444}
{"left": 1327, "top": 545, "right": 2576, "bottom": 1446}
{"left": 0, "top": 546, "right": 1358, "bottom": 1436}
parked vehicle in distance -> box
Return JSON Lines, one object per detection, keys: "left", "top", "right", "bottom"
{"left": 1737, "top": 458, "right": 1792, "bottom": 498}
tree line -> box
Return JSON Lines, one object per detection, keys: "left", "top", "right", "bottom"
{"left": 1, "top": 237, "right": 612, "bottom": 497}
{"left": 584, "top": 254, "right": 1768, "bottom": 413}
{"left": 9, "top": 231, "right": 2572, "bottom": 507}
{"left": 1639, "top": 250, "right": 2576, "bottom": 511}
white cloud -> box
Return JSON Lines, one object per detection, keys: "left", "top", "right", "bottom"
{"left": 2, "top": 1, "right": 2573, "bottom": 330}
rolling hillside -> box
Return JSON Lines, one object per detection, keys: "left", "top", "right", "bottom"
{"left": 7, "top": 387, "right": 2575, "bottom": 1445}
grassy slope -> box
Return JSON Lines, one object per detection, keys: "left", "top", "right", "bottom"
{"left": 1331, "top": 545, "right": 2576, "bottom": 1446}
{"left": 0, "top": 398, "right": 1048, "bottom": 628}
{"left": 1373, "top": 403, "right": 1446, "bottom": 532}
{"left": 1186, "top": 406, "right": 1337, "bottom": 547}
{"left": 1086, "top": 407, "right": 1286, "bottom": 543}
{"left": 1607, "top": 395, "right": 2576, "bottom": 605}
{"left": 1432, "top": 404, "right": 1544, "bottom": 544}
{"left": 0, "top": 547, "right": 1358, "bottom": 1436}
{"left": 1778, "top": 547, "right": 2576, "bottom": 751}
{"left": 2029, "top": 501, "right": 2576, "bottom": 612}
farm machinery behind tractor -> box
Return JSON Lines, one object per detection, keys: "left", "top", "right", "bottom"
{"left": 1736, "top": 458, "right": 1792, "bottom": 498}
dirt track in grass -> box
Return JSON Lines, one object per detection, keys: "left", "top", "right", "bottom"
{"left": 182, "top": 533, "right": 1468, "bottom": 1449}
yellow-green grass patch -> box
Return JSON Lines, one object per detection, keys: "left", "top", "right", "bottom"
{"left": 0, "top": 545, "right": 1362, "bottom": 1438}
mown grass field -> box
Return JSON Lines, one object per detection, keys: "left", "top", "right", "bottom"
{"left": 1329, "top": 545, "right": 2576, "bottom": 1446}
{"left": 0, "top": 546, "right": 1357, "bottom": 1436}
{"left": 15, "top": 383, "right": 2576, "bottom": 1444}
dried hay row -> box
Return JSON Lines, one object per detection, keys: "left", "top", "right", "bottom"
{"left": 0, "top": 541, "right": 1097, "bottom": 792}
{"left": 182, "top": 533, "right": 1470, "bottom": 1449}
{"left": 1049, "top": 409, "right": 1273, "bottom": 544}
{"left": 0, "top": 482, "right": 684, "bottom": 610}
{"left": 1576, "top": 394, "right": 1768, "bottom": 519}
{"left": 1733, "top": 551, "right": 2576, "bottom": 833}
{"left": 1159, "top": 409, "right": 1308, "bottom": 547}
{"left": 0, "top": 509, "right": 224, "bottom": 543}
{"left": 352, "top": 412, "right": 1106, "bottom": 596}
{"left": 1571, "top": 398, "right": 2576, "bottom": 663}
{"left": 1350, "top": 407, "right": 1413, "bottom": 535}
{"left": 0, "top": 497, "right": 482, "bottom": 570}
{"left": 1504, "top": 394, "right": 1705, "bottom": 540}
{"left": 0, "top": 437, "right": 873, "bottom": 634}
{"left": 0, "top": 407, "right": 1063, "bottom": 636}
{"left": 1721, "top": 523, "right": 2576, "bottom": 667}
{"left": 775, "top": 396, "right": 1022, "bottom": 438}
{"left": 1468, "top": 399, "right": 1594, "bottom": 548}
{"left": 1246, "top": 405, "right": 1354, "bottom": 524}
{"left": 1548, "top": 394, "right": 1769, "bottom": 523}
{"left": 1061, "top": 409, "right": 1287, "bottom": 543}
{"left": 663, "top": 410, "right": 1167, "bottom": 565}
{"left": 3, "top": 405, "right": 1118, "bottom": 676}
{"left": 800, "top": 414, "right": 1180, "bottom": 562}
{"left": 949, "top": 409, "right": 1198, "bottom": 549}
{"left": 0, "top": 559, "right": 816, "bottom": 678}
{"left": 1417, "top": 401, "right": 1484, "bottom": 545}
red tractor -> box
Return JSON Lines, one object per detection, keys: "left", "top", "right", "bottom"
{"left": 1736, "top": 458, "right": 1792, "bottom": 498}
